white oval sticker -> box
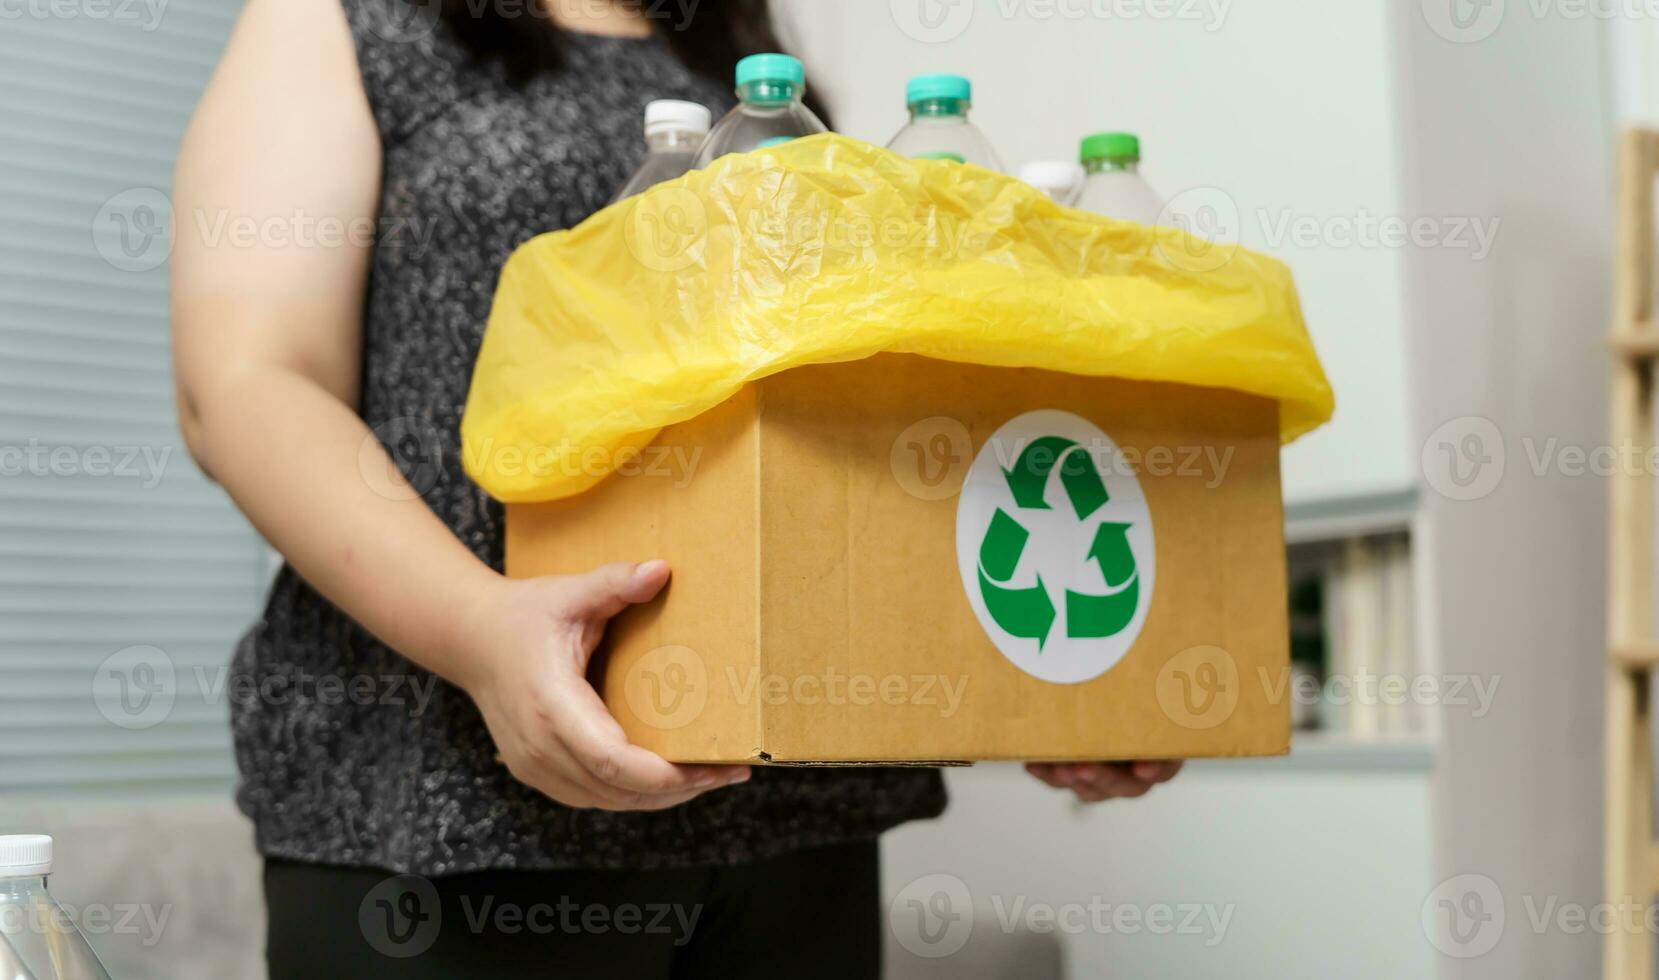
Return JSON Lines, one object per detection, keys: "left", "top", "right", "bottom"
{"left": 955, "top": 410, "right": 1155, "bottom": 684}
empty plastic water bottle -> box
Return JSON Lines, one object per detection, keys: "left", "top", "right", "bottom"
{"left": 886, "top": 74, "right": 1002, "bottom": 172}
{"left": 0, "top": 837, "right": 113, "bottom": 980}
{"left": 1019, "top": 160, "right": 1086, "bottom": 205}
{"left": 610, "top": 99, "right": 713, "bottom": 204}
{"left": 1075, "top": 132, "right": 1165, "bottom": 225}
{"left": 694, "top": 54, "right": 827, "bottom": 166}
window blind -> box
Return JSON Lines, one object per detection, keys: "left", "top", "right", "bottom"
{"left": 0, "top": 0, "right": 264, "bottom": 797}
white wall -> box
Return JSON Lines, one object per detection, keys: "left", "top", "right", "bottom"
{"left": 779, "top": 0, "right": 1417, "bottom": 507}
{"left": 883, "top": 762, "right": 1436, "bottom": 979}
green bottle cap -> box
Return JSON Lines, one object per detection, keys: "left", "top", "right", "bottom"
{"left": 1080, "top": 132, "right": 1141, "bottom": 164}
{"left": 756, "top": 137, "right": 794, "bottom": 149}
{"left": 915, "top": 151, "right": 966, "bottom": 163}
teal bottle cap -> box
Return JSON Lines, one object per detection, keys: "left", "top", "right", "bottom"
{"left": 736, "top": 53, "right": 805, "bottom": 88}
{"left": 907, "top": 73, "right": 972, "bottom": 106}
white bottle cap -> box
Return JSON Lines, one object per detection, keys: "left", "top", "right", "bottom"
{"left": 0, "top": 836, "right": 52, "bottom": 877}
{"left": 1019, "top": 160, "right": 1086, "bottom": 201}
{"left": 644, "top": 100, "right": 712, "bottom": 138}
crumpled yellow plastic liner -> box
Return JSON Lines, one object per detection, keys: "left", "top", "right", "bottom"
{"left": 463, "top": 133, "right": 1333, "bottom": 503}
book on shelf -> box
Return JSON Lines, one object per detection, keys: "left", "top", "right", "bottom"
{"left": 1319, "top": 534, "right": 1416, "bottom": 738}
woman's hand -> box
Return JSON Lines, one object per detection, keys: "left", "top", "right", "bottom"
{"left": 1025, "top": 761, "right": 1183, "bottom": 804}
{"left": 460, "top": 560, "right": 751, "bottom": 811}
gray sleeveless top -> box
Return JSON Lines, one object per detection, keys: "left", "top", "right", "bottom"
{"left": 229, "top": 0, "right": 945, "bottom": 876}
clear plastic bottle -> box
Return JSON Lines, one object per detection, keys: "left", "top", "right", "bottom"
{"left": 610, "top": 99, "right": 713, "bottom": 204}
{"left": 1075, "top": 132, "right": 1165, "bottom": 225}
{"left": 693, "top": 54, "right": 827, "bottom": 167}
{"left": 1018, "top": 159, "right": 1085, "bottom": 205}
{"left": 886, "top": 74, "right": 1002, "bottom": 172}
{"left": 0, "top": 837, "right": 114, "bottom": 980}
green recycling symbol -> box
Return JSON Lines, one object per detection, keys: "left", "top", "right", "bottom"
{"left": 975, "top": 435, "right": 1140, "bottom": 650}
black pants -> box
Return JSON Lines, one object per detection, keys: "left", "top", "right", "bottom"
{"left": 264, "top": 840, "right": 881, "bottom": 979}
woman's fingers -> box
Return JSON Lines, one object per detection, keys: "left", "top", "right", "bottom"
{"left": 1024, "top": 763, "right": 1070, "bottom": 789}
{"left": 1073, "top": 764, "right": 1151, "bottom": 799}
{"left": 511, "top": 741, "right": 744, "bottom": 813}
{"left": 1024, "top": 760, "right": 1182, "bottom": 803}
{"left": 569, "top": 560, "right": 672, "bottom": 620}
{"left": 1131, "top": 760, "right": 1183, "bottom": 783}
{"left": 554, "top": 677, "right": 749, "bottom": 797}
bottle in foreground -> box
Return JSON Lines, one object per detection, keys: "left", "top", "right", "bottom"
{"left": 886, "top": 73, "right": 1003, "bottom": 172}
{"left": 1019, "top": 159, "right": 1086, "bottom": 205}
{"left": 1075, "top": 132, "right": 1165, "bottom": 225}
{"left": 610, "top": 99, "right": 713, "bottom": 204}
{"left": 694, "top": 54, "right": 827, "bottom": 166}
{"left": 0, "top": 837, "right": 113, "bottom": 980}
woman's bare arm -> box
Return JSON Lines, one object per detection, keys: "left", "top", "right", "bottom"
{"left": 172, "top": 0, "right": 746, "bottom": 808}
{"left": 172, "top": 0, "right": 492, "bottom": 684}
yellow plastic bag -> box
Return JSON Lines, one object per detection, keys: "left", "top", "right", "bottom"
{"left": 463, "top": 133, "right": 1333, "bottom": 503}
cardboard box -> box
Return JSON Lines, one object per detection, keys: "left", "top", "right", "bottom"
{"left": 507, "top": 354, "right": 1289, "bottom": 764}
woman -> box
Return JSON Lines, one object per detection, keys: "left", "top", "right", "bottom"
{"left": 171, "top": 0, "right": 1181, "bottom": 975}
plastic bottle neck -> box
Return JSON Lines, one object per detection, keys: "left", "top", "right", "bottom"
{"left": 909, "top": 97, "right": 968, "bottom": 120}
{"left": 1084, "top": 157, "right": 1140, "bottom": 175}
{"left": 645, "top": 129, "right": 705, "bottom": 153}
{"left": 739, "top": 80, "right": 803, "bottom": 106}
{"left": 0, "top": 874, "right": 48, "bottom": 898}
